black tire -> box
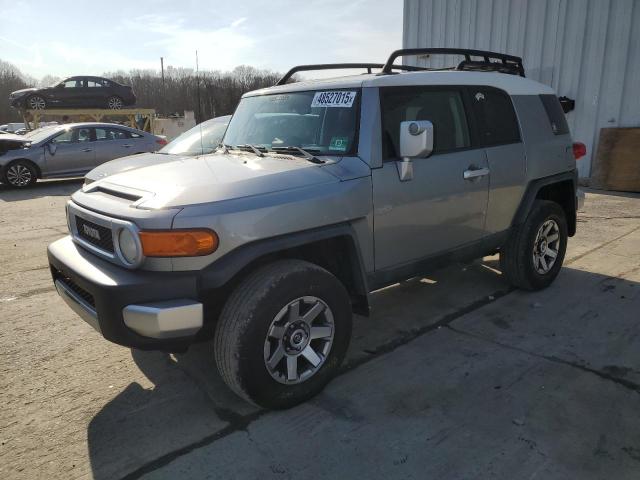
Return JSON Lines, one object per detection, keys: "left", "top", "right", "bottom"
{"left": 214, "top": 259, "right": 352, "bottom": 409}
{"left": 2, "top": 160, "right": 37, "bottom": 188}
{"left": 26, "top": 95, "right": 46, "bottom": 110}
{"left": 500, "top": 200, "right": 568, "bottom": 291}
{"left": 106, "top": 96, "right": 123, "bottom": 109}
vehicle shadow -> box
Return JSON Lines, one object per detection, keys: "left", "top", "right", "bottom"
{"left": 0, "top": 178, "right": 82, "bottom": 201}
{"left": 85, "top": 262, "right": 639, "bottom": 479}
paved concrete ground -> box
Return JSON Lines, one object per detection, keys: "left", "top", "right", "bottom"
{"left": 1, "top": 180, "right": 639, "bottom": 479}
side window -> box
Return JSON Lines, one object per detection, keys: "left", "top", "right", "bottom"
{"left": 381, "top": 87, "right": 470, "bottom": 159}
{"left": 51, "top": 129, "right": 73, "bottom": 144}
{"left": 72, "top": 128, "right": 93, "bottom": 143}
{"left": 539, "top": 94, "right": 570, "bottom": 135}
{"left": 469, "top": 87, "right": 521, "bottom": 146}
{"left": 62, "top": 80, "right": 82, "bottom": 88}
{"left": 96, "top": 127, "right": 130, "bottom": 141}
{"left": 87, "top": 80, "right": 104, "bottom": 88}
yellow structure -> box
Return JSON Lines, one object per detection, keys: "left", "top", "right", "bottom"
{"left": 22, "top": 108, "right": 156, "bottom": 133}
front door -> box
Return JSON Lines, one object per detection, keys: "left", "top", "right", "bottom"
{"left": 48, "top": 78, "right": 84, "bottom": 107}
{"left": 373, "top": 86, "right": 490, "bottom": 271}
{"left": 44, "top": 127, "right": 96, "bottom": 176}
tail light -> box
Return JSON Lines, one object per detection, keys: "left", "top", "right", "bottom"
{"left": 573, "top": 142, "right": 586, "bottom": 160}
{"left": 156, "top": 137, "right": 168, "bottom": 146}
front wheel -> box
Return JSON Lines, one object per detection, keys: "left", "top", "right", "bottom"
{"left": 3, "top": 160, "right": 37, "bottom": 188}
{"left": 214, "top": 259, "right": 352, "bottom": 409}
{"left": 27, "top": 95, "right": 46, "bottom": 110}
{"left": 500, "top": 200, "right": 568, "bottom": 290}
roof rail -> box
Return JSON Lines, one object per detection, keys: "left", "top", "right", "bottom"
{"left": 275, "top": 63, "right": 427, "bottom": 86}
{"left": 381, "top": 48, "right": 525, "bottom": 77}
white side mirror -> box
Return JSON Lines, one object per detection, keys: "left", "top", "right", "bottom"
{"left": 396, "top": 120, "right": 434, "bottom": 181}
{"left": 47, "top": 142, "right": 57, "bottom": 155}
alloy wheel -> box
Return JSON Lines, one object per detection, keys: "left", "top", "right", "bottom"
{"left": 263, "top": 296, "right": 335, "bottom": 384}
{"left": 532, "top": 219, "right": 560, "bottom": 274}
{"left": 28, "top": 96, "right": 46, "bottom": 110}
{"left": 6, "top": 164, "right": 33, "bottom": 187}
{"left": 107, "top": 97, "right": 123, "bottom": 109}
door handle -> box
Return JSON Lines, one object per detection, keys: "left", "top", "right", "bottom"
{"left": 122, "top": 144, "right": 133, "bottom": 148}
{"left": 463, "top": 167, "right": 490, "bottom": 180}
{"left": 82, "top": 148, "right": 93, "bottom": 152}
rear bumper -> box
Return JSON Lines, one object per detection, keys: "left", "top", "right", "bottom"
{"left": 48, "top": 235, "right": 203, "bottom": 351}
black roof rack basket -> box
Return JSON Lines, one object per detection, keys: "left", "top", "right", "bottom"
{"left": 275, "top": 63, "right": 427, "bottom": 86}
{"left": 381, "top": 48, "right": 525, "bottom": 77}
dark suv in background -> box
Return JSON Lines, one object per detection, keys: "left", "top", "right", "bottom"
{"left": 9, "top": 76, "right": 136, "bottom": 110}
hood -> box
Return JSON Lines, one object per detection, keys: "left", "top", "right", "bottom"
{"left": 11, "top": 88, "right": 37, "bottom": 96}
{"left": 85, "top": 152, "right": 189, "bottom": 182}
{"left": 0, "top": 133, "right": 30, "bottom": 143}
{"left": 81, "top": 152, "right": 340, "bottom": 209}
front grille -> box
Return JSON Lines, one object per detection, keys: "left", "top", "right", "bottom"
{"left": 53, "top": 268, "right": 96, "bottom": 309}
{"left": 76, "top": 216, "right": 114, "bottom": 253}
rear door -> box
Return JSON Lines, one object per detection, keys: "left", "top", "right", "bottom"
{"left": 44, "top": 127, "right": 96, "bottom": 176}
{"left": 467, "top": 86, "right": 527, "bottom": 234}
{"left": 372, "top": 86, "right": 490, "bottom": 270}
{"left": 93, "top": 127, "right": 137, "bottom": 166}
{"left": 85, "top": 78, "right": 109, "bottom": 107}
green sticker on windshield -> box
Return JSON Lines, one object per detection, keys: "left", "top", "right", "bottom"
{"left": 329, "top": 136, "right": 349, "bottom": 152}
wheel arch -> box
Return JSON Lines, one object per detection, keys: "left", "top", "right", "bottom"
{"left": 199, "top": 223, "right": 371, "bottom": 326}
{"left": 512, "top": 170, "right": 577, "bottom": 237}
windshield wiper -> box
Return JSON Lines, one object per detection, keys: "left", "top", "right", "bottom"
{"left": 217, "top": 143, "right": 230, "bottom": 154}
{"left": 234, "top": 144, "right": 266, "bottom": 157}
{"left": 272, "top": 146, "right": 325, "bottom": 164}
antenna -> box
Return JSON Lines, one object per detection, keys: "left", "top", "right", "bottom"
{"left": 196, "top": 50, "right": 204, "bottom": 155}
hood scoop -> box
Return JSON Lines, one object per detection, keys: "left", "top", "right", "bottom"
{"left": 83, "top": 181, "right": 151, "bottom": 207}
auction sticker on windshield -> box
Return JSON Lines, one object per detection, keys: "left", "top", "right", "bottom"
{"left": 311, "top": 91, "right": 357, "bottom": 108}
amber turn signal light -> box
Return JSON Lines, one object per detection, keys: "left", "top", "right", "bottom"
{"left": 139, "top": 230, "right": 218, "bottom": 257}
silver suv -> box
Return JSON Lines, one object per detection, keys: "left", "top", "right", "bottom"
{"left": 48, "top": 49, "right": 584, "bottom": 409}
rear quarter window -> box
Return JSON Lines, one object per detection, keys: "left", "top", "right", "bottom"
{"left": 539, "top": 94, "right": 570, "bottom": 135}
{"left": 469, "top": 87, "right": 521, "bottom": 146}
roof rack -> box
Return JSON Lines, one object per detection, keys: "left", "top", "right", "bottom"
{"left": 275, "top": 63, "right": 427, "bottom": 86}
{"left": 381, "top": 48, "right": 525, "bottom": 77}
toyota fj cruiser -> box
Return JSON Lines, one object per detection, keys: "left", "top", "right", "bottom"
{"left": 48, "top": 49, "right": 584, "bottom": 409}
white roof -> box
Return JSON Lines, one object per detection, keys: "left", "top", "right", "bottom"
{"left": 247, "top": 70, "right": 554, "bottom": 97}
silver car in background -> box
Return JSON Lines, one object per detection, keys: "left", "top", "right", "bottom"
{"left": 84, "top": 115, "right": 231, "bottom": 184}
{"left": 0, "top": 123, "right": 166, "bottom": 188}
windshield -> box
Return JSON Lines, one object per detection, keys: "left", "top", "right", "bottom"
{"left": 223, "top": 89, "right": 360, "bottom": 155}
{"left": 24, "top": 126, "right": 60, "bottom": 143}
{"left": 159, "top": 119, "right": 229, "bottom": 156}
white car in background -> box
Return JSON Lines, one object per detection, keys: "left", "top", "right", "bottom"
{"left": 84, "top": 115, "right": 231, "bottom": 184}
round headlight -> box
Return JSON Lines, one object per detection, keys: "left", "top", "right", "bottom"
{"left": 118, "top": 228, "right": 139, "bottom": 264}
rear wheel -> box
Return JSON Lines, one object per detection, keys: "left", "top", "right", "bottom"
{"left": 27, "top": 95, "right": 46, "bottom": 110}
{"left": 107, "top": 96, "right": 123, "bottom": 109}
{"left": 500, "top": 200, "right": 568, "bottom": 290}
{"left": 3, "top": 160, "right": 37, "bottom": 188}
{"left": 214, "top": 259, "right": 352, "bottom": 409}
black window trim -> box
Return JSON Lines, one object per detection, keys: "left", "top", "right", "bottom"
{"left": 379, "top": 84, "right": 479, "bottom": 162}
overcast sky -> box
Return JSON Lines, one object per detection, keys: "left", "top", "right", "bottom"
{"left": 0, "top": 0, "right": 403, "bottom": 80}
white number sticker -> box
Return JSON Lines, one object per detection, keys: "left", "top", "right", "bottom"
{"left": 311, "top": 91, "right": 357, "bottom": 108}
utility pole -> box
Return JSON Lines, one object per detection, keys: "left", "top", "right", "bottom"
{"left": 160, "top": 57, "right": 165, "bottom": 117}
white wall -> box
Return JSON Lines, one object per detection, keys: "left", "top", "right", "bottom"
{"left": 403, "top": 0, "right": 640, "bottom": 177}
